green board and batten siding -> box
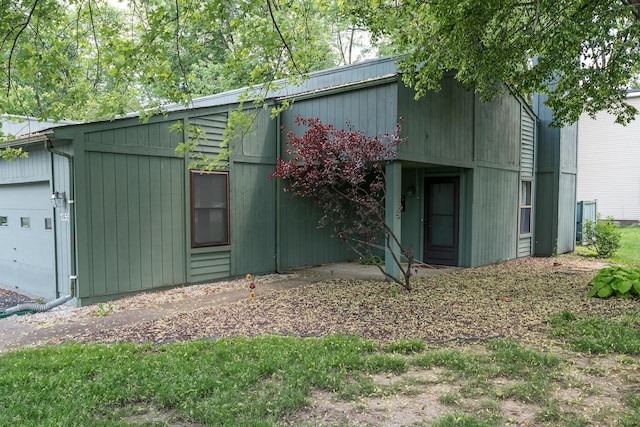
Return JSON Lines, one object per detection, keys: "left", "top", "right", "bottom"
{"left": 470, "top": 167, "right": 519, "bottom": 266}
{"left": 397, "top": 81, "right": 531, "bottom": 267}
{"left": 533, "top": 92, "right": 578, "bottom": 256}
{"left": 188, "top": 113, "right": 232, "bottom": 282}
{"left": 558, "top": 124, "right": 578, "bottom": 252}
{"left": 191, "top": 109, "right": 278, "bottom": 279}
{"left": 48, "top": 105, "right": 278, "bottom": 304}
{"left": 73, "top": 120, "right": 186, "bottom": 304}
{"left": 277, "top": 81, "right": 399, "bottom": 269}
{"left": 397, "top": 77, "right": 474, "bottom": 166}
{"left": 469, "top": 93, "right": 521, "bottom": 266}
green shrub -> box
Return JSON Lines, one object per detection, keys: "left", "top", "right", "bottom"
{"left": 588, "top": 265, "right": 640, "bottom": 298}
{"left": 582, "top": 215, "right": 622, "bottom": 258}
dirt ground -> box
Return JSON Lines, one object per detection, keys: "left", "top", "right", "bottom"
{"left": 0, "top": 287, "right": 34, "bottom": 311}
{"left": 1, "top": 256, "right": 639, "bottom": 426}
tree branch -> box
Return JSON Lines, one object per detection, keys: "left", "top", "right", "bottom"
{"left": 6, "top": 0, "right": 39, "bottom": 96}
{"left": 621, "top": 0, "right": 640, "bottom": 20}
{"left": 173, "top": 0, "right": 192, "bottom": 100}
{"left": 266, "top": 0, "right": 303, "bottom": 76}
{"left": 87, "top": 0, "right": 102, "bottom": 89}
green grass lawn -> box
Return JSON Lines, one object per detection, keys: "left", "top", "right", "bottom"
{"left": 2, "top": 240, "right": 640, "bottom": 426}
{"left": 1, "top": 322, "right": 640, "bottom": 426}
{"left": 575, "top": 226, "right": 640, "bottom": 267}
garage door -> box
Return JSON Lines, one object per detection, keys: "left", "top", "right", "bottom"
{"left": 0, "top": 181, "right": 56, "bottom": 298}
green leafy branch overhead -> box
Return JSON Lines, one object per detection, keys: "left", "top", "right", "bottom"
{"left": 3, "top": 0, "right": 640, "bottom": 165}
{"left": 0, "top": 0, "right": 348, "bottom": 124}
{"left": 344, "top": 0, "right": 640, "bottom": 126}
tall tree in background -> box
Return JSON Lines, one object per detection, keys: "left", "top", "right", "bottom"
{"left": 1, "top": 0, "right": 359, "bottom": 122}
{"left": 3, "top": 1, "right": 640, "bottom": 131}
{"left": 1, "top": 2, "right": 131, "bottom": 120}
{"left": 344, "top": 0, "right": 640, "bottom": 126}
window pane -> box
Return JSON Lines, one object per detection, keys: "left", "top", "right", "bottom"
{"left": 45, "top": 218, "right": 53, "bottom": 230}
{"left": 0, "top": 216, "right": 7, "bottom": 227}
{"left": 191, "top": 171, "right": 229, "bottom": 246}
{"left": 521, "top": 181, "right": 531, "bottom": 206}
{"left": 21, "top": 217, "right": 30, "bottom": 229}
{"left": 194, "top": 208, "right": 229, "bottom": 245}
{"left": 193, "top": 173, "right": 227, "bottom": 208}
{"left": 520, "top": 207, "right": 531, "bottom": 234}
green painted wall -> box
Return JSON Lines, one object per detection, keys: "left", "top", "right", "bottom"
{"left": 230, "top": 162, "right": 277, "bottom": 276}
{"left": 400, "top": 167, "right": 423, "bottom": 262}
{"left": 281, "top": 82, "right": 398, "bottom": 136}
{"left": 277, "top": 83, "right": 398, "bottom": 269}
{"left": 470, "top": 167, "right": 519, "bottom": 266}
{"left": 397, "top": 77, "right": 474, "bottom": 165}
{"left": 558, "top": 125, "right": 578, "bottom": 254}
{"left": 533, "top": 92, "right": 577, "bottom": 256}
{"left": 50, "top": 142, "right": 74, "bottom": 299}
{"left": 68, "top": 120, "right": 187, "bottom": 304}
{"left": 80, "top": 151, "right": 186, "bottom": 303}
{"left": 474, "top": 94, "right": 520, "bottom": 167}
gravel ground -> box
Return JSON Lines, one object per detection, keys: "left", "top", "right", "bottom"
{"left": 4, "top": 273, "right": 293, "bottom": 327}
{"left": 0, "top": 287, "right": 34, "bottom": 311}
{"left": 51, "top": 257, "right": 640, "bottom": 346}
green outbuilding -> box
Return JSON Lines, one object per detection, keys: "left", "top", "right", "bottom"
{"left": 0, "top": 57, "right": 577, "bottom": 305}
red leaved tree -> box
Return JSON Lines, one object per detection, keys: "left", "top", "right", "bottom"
{"left": 269, "top": 116, "right": 414, "bottom": 290}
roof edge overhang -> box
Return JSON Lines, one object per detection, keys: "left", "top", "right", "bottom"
{"left": 2, "top": 131, "right": 52, "bottom": 148}
{"left": 276, "top": 73, "right": 399, "bottom": 103}
{"left": 627, "top": 90, "right": 640, "bottom": 99}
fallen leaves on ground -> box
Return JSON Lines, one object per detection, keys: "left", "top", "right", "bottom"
{"left": 66, "top": 257, "right": 640, "bottom": 346}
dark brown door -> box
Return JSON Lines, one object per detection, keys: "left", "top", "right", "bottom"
{"left": 424, "top": 177, "right": 459, "bottom": 266}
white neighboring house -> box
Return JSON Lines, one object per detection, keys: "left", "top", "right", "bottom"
{"left": 577, "top": 91, "right": 640, "bottom": 225}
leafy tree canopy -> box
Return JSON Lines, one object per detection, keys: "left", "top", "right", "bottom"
{"left": 2, "top": 0, "right": 640, "bottom": 130}
{"left": 0, "top": 0, "right": 367, "bottom": 123}
{"left": 344, "top": 0, "right": 640, "bottom": 125}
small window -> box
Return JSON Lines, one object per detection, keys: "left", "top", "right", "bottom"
{"left": 45, "top": 217, "right": 53, "bottom": 230}
{"left": 21, "top": 217, "right": 30, "bottom": 229}
{"left": 0, "top": 216, "right": 7, "bottom": 227}
{"left": 191, "top": 171, "right": 230, "bottom": 247}
{"left": 519, "top": 181, "right": 532, "bottom": 234}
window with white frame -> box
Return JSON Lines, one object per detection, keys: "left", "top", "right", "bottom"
{"left": 519, "top": 180, "right": 532, "bottom": 234}
{"left": 190, "top": 170, "right": 230, "bottom": 247}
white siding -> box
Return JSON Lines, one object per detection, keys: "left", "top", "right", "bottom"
{"left": 577, "top": 93, "right": 640, "bottom": 221}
